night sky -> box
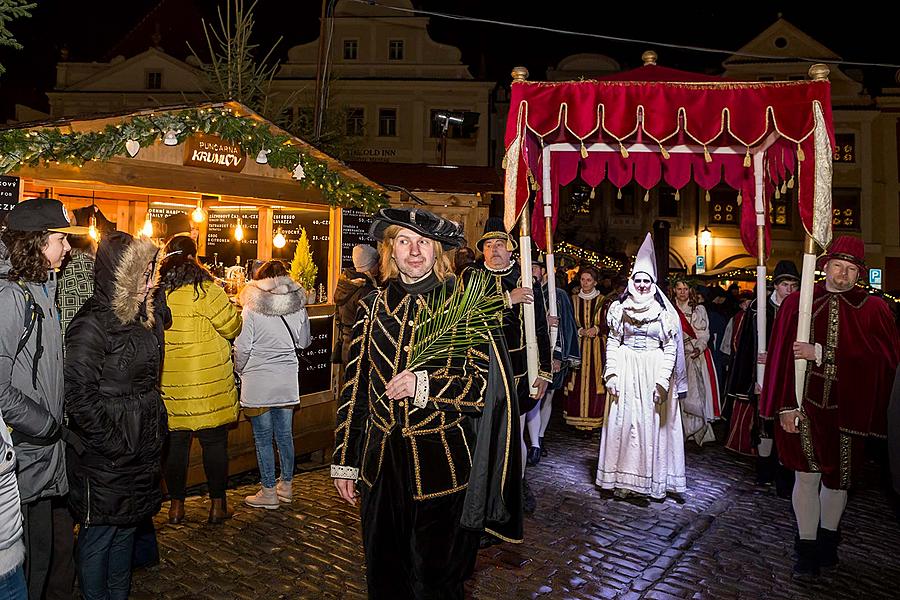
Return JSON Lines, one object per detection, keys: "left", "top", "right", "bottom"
{"left": 1, "top": 1, "right": 897, "bottom": 120}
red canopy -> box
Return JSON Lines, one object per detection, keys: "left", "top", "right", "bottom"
{"left": 503, "top": 64, "right": 835, "bottom": 258}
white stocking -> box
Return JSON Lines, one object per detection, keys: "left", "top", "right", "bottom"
{"left": 819, "top": 485, "right": 848, "bottom": 531}
{"left": 539, "top": 390, "right": 554, "bottom": 437}
{"left": 757, "top": 437, "right": 773, "bottom": 458}
{"left": 519, "top": 414, "right": 528, "bottom": 478}
{"left": 792, "top": 471, "right": 822, "bottom": 540}
{"left": 525, "top": 404, "right": 542, "bottom": 449}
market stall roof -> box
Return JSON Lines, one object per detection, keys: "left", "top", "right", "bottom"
{"left": 503, "top": 54, "right": 835, "bottom": 259}
{"left": 349, "top": 162, "right": 502, "bottom": 195}
{"left": 0, "top": 101, "right": 386, "bottom": 210}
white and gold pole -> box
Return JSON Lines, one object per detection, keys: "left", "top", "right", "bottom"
{"left": 542, "top": 147, "right": 559, "bottom": 351}
{"left": 795, "top": 234, "right": 818, "bottom": 408}
{"left": 753, "top": 151, "right": 767, "bottom": 388}
{"left": 520, "top": 203, "right": 540, "bottom": 396}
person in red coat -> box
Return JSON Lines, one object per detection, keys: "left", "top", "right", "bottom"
{"left": 761, "top": 236, "right": 900, "bottom": 578}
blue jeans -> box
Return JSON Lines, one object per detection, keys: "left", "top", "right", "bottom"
{"left": 76, "top": 525, "right": 136, "bottom": 600}
{"left": 0, "top": 565, "right": 27, "bottom": 600}
{"left": 249, "top": 408, "right": 295, "bottom": 488}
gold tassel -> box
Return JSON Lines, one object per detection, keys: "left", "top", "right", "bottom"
{"left": 619, "top": 142, "right": 629, "bottom": 159}
{"left": 659, "top": 144, "right": 670, "bottom": 160}
{"left": 580, "top": 142, "right": 588, "bottom": 159}
{"left": 780, "top": 181, "right": 787, "bottom": 195}
{"left": 643, "top": 189, "right": 650, "bottom": 203}
{"left": 502, "top": 156, "right": 508, "bottom": 169}
{"left": 774, "top": 188, "right": 781, "bottom": 200}
{"left": 787, "top": 175, "right": 795, "bottom": 189}
{"left": 703, "top": 145, "right": 712, "bottom": 163}
{"left": 617, "top": 188, "right": 623, "bottom": 200}
{"left": 797, "top": 145, "right": 805, "bottom": 162}
{"left": 705, "top": 190, "right": 711, "bottom": 202}
{"left": 743, "top": 148, "right": 751, "bottom": 168}
{"left": 529, "top": 173, "right": 540, "bottom": 191}
{"left": 674, "top": 189, "right": 680, "bottom": 202}
{"left": 736, "top": 190, "right": 742, "bottom": 206}
{"left": 589, "top": 187, "right": 596, "bottom": 200}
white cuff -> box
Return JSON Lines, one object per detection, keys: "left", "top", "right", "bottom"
{"left": 413, "top": 370, "right": 429, "bottom": 408}
{"left": 814, "top": 343, "right": 823, "bottom": 367}
{"left": 330, "top": 464, "right": 359, "bottom": 480}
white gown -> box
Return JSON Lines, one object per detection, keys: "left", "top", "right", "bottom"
{"left": 596, "top": 300, "right": 687, "bottom": 499}
{"left": 677, "top": 301, "right": 720, "bottom": 446}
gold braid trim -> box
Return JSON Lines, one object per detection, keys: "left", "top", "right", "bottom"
{"left": 799, "top": 410, "right": 820, "bottom": 472}
{"left": 840, "top": 432, "right": 852, "bottom": 490}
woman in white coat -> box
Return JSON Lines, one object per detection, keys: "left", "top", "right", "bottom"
{"left": 596, "top": 233, "right": 687, "bottom": 501}
{"left": 234, "top": 261, "right": 311, "bottom": 509}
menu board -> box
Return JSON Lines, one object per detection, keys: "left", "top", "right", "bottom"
{"left": 205, "top": 209, "right": 259, "bottom": 267}
{"left": 299, "top": 314, "right": 334, "bottom": 396}
{"left": 271, "top": 209, "right": 330, "bottom": 293}
{"left": 340, "top": 208, "right": 376, "bottom": 271}
{"left": 148, "top": 206, "right": 189, "bottom": 238}
{"left": 0, "top": 176, "right": 20, "bottom": 219}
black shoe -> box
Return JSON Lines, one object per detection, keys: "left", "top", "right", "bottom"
{"left": 793, "top": 537, "right": 820, "bottom": 579}
{"left": 539, "top": 437, "right": 547, "bottom": 457}
{"left": 479, "top": 533, "right": 501, "bottom": 549}
{"left": 522, "top": 479, "right": 537, "bottom": 515}
{"left": 526, "top": 446, "right": 541, "bottom": 467}
{"left": 817, "top": 528, "right": 840, "bottom": 569}
{"left": 755, "top": 455, "right": 775, "bottom": 486}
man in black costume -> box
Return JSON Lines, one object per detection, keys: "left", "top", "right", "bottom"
{"left": 471, "top": 218, "right": 552, "bottom": 515}
{"left": 724, "top": 259, "right": 799, "bottom": 493}
{"left": 331, "top": 208, "right": 522, "bottom": 599}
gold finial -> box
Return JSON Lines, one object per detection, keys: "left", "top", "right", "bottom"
{"left": 511, "top": 66, "right": 529, "bottom": 82}
{"left": 642, "top": 50, "right": 658, "bottom": 66}
{"left": 808, "top": 63, "right": 830, "bottom": 81}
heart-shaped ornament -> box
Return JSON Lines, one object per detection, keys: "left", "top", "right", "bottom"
{"left": 125, "top": 139, "right": 140, "bottom": 157}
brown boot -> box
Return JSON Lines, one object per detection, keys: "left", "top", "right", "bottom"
{"left": 168, "top": 499, "right": 185, "bottom": 524}
{"left": 208, "top": 497, "right": 229, "bottom": 524}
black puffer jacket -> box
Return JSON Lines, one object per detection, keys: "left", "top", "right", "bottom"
{"left": 64, "top": 231, "right": 168, "bottom": 526}
{"left": 333, "top": 268, "right": 377, "bottom": 364}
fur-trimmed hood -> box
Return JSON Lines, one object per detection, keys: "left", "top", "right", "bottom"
{"left": 94, "top": 231, "right": 160, "bottom": 328}
{"left": 238, "top": 275, "right": 306, "bottom": 316}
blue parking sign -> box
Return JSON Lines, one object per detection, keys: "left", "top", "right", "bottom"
{"left": 870, "top": 268, "right": 882, "bottom": 290}
{"left": 696, "top": 255, "right": 706, "bottom": 275}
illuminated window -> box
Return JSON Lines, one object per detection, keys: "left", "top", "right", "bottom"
{"left": 831, "top": 188, "right": 861, "bottom": 231}
{"left": 833, "top": 133, "right": 856, "bottom": 163}
{"left": 709, "top": 186, "right": 739, "bottom": 227}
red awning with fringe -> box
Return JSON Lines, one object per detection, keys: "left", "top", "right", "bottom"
{"left": 503, "top": 64, "right": 835, "bottom": 258}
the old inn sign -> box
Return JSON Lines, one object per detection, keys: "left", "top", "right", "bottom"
{"left": 183, "top": 133, "right": 247, "bottom": 172}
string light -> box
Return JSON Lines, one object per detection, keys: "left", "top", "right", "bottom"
{"left": 234, "top": 217, "right": 244, "bottom": 241}
{"left": 141, "top": 213, "right": 154, "bottom": 237}
{"left": 191, "top": 199, "right": 206, "bottom": 223}
{"left": 88, "top": 215, "right": 99, "bottom": 241}
{"left": 273, "top": 227, "right": 286, "bottom": 248}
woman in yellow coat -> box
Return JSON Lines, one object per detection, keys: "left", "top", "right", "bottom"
{"left": 158, "top": 236, "right": 242, "bottom": 524}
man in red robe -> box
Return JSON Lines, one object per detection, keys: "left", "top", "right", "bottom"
{"left": 761, "top": 236, "right": 900, "bottom": 578}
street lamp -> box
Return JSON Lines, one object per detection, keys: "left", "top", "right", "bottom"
{"left": 432, "top": 110, "right": 478, "bottom": 166}
{"left": 700, "top": 225, "right": 712, "bottom": 262}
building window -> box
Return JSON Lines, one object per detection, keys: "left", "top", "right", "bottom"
{"left": 378, "top": 108, "right": 397, "bottom": 137}
{"left": 833, "top": 133, "right": 856, "bottom": 163}
{"left": 346, "top": 107, "right": 365, "bottom": 137}
{"left": 708, "top": 185, "right": 739, "bottom": 227}
{"left": 389, "top": 40, "right": 404, "bottom": 61}
{"left": 146, "top": 71, "right": 162, "bottom": 89}
{"left": 343, "top": 39, "right": 358, "bottom": 60}
{"left": 769, "top": 186, "right": 793, "bottom": 229}
{"left": 658, "top": 186, "right": 680, "bottom": 218}
{"left": 832, "top": 188, "right": 861, "bottom": 231}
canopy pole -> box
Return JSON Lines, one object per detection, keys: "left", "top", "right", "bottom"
{"left": 752, "top": 152, "right": 767, "bottom": 389}
{"left": 520, "top": 202, "right": 540, "bottom": 395}
{"left": 794, "top": 234, "right": 818, "bottom": 409}
{"left": 542, "top": 145, "right": 559, "bottom": 351}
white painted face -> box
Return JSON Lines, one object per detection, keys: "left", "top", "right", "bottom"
{"left": 633, "top": 273, "right": 653, "bottom": 295}
{"left": 392, "top": 228, "right": 437, "bottom": 281}
{"left": 43, "top": 233, "right": 71, "bottom": 270}
{"left": 825, "top": 258, "right": 859, "bottom": 292}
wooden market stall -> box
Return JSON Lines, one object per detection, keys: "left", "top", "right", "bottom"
{"left": 0, "top": 101, "right": 387, "bottom": 484}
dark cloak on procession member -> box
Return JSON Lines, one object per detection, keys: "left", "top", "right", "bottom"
{"left": 330, "top": 208, "right": 522, "bottom": 599}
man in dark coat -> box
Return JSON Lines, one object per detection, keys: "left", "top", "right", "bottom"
{"left": 331, "top": 208, "right": 521, "bottom": 599}
{"left": 333, "top": 244, "right": 379, "bottom": 365}
{"left": 761, "top": 236, "right": 900, "bottom": 577}
{"left": 725, "top": 260, "right": 799, "bottom": 493}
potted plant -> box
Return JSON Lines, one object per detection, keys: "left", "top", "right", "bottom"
{"left": 290, "top": 227, "right": 318, "bottom": 303}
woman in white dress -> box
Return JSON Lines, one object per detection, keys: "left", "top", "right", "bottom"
{"left": 596, "top": 233, "right": 687, "bottom": 500}
{"left": 672, "top": 281, "right": 721, "bottom": 446}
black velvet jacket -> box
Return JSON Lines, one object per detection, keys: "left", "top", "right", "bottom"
{"left": 331, "top": 273, "right": 491, "bottom": 501}
{"left": 724, "top": 294, "right": 778, "bottom": 403}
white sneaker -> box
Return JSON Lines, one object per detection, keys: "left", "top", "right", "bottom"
{"left": 244, "top": 487, "right": 279, "bottom": 509}
{"left": 275, "top": 479, "right": 292, "bottom": 503}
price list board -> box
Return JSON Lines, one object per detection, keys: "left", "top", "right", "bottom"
{"left": 0, "top": 176, "right": 20, "bottom": 218}
{"left": 340, "top": 208, "right": 376, "bottom": 271}
{"left": 272, "top": 209, "right": 330, "bottom": 292}
{"left": 299, "top": 314, "right": 334, "bottom": 396}
{"left": 148, "top": 206, "right": 189, "bottom": 237}
{"left": 205, "top": 210, "right": 259, "bottom": 267}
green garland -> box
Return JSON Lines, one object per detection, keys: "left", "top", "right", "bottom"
{"left": 0, "top": 106, "right": 388, "bottom": 212}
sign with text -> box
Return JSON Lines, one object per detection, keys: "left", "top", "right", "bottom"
{"left": 299, "top": 314, "right": 335, "bottom": 396}
{"left": 870, "top": 268, "right": 882, "bottom": 290}
{"left": 206, "top": 209, "right": 258, "bottom": 267}
{"left": 340, "top": 208, "right": 376, "bottom": 271}
{"left": 148, "top": 206, "right": 190, "bottom": 237}
{"left": 0, "top": 175, "right": 20, "bottom": 214}
{"left": 271, "top": 209, "right": 330, "bottom": 293}
{"left": 183, "top": 134, "right": 247, "bottom": 172}
{"left": 695, "top": 255, "right": 706, "bottom": 275}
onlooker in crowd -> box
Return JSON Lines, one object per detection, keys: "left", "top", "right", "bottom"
{"left": 235, "top": 261, "right": 311, "bottom": 509}
{"left": 64, "top": 231, "right": 168, "bottom": 600}
{"left": 158, "top": 236, "right": 242, "bottom": 525}
{"left": 0, "top": 197, "right": 85, "bottom": 599}
{"left": 333, "top": 245, "right": 379, "bottom": 366}
{"left": 453, "top": 246, "right": 476, "bottom": 275}
{"left": 0, "top": 406, "right": 26, "bottom": 599}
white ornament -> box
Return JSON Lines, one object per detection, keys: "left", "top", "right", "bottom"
{"left": 255, "top": 149, "right": 271, "bottom": 164}
{"left": 292, "top": 162, "right": 306, "bottom": 180}
{"left": 163, "top": 130, "right": 179, "bottom": 146}
{"left": 125, "top": 139, "right": 140, "bottom": 157}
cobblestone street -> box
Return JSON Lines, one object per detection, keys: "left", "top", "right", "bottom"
{"left": 131, "top": 414, "right": 900, "bottom": 599}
